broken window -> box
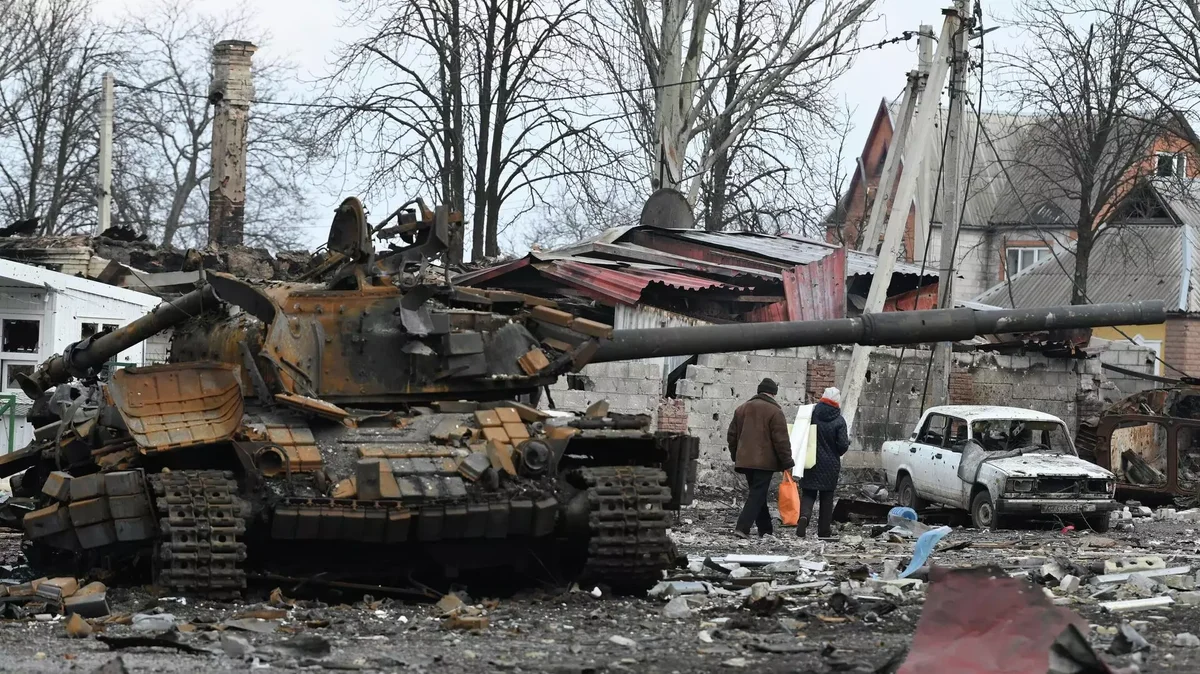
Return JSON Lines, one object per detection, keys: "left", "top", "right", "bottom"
{"left": 81, "top": 323, "right": 98, "bottom": 340}
{"left": 918, "top": 414, "right": 949, "bottom": 446}
{"left": 1005, "top": 247, "right": 1050, "bottom": 278}
{"left": 1157, "top": 152, "right": 1187, "bottom": 177}
{"left": 1111, "top": 420, "right": 1168, "bottom": 486}
{"left": 947, "top": 418, "right": 969, "bottom": 450}
{"left": 1, "top": 318, "right": 38, "bottom": 354}
{"left": 2, "top": 361, "right": 33, "bottom": 391}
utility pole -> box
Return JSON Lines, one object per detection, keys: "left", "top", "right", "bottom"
{"left": 912, "top": 25, "right": 935, "bottom": 262}
{"left": 208, "top": 40, "right": 257, "bottom": 248}
{"left": 839, "top": 10, "right": 962, "bottom": 433}
{"left": 96, "top": 72, "right": 114, "bottom": 237}
{"left": 928, "top": 0, "right": 974, "bottom": 407}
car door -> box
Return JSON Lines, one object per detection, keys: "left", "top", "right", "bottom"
{"left": 931, "top": 416, "right": 969, "bottom": 507}
{"left": 909, "top": 414, "right": 950, "bottom": 501}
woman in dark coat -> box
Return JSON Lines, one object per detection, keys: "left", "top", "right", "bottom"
{"left": 797, "top": 387, "right": 850, "bottom": 538}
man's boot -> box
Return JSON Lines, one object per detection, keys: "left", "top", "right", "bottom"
{"left": 796, "top": 516, "right": 809, "bottom": 538}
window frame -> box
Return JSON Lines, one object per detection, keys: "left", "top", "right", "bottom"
{"left": 1005, "top": 245, "right": 1051, "bottom": 278}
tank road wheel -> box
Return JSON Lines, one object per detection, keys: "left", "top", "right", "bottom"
{"left": 148, "top": 470, "right": 248, "bottom": 597}
{"left": 576, "top": 466, "right": 675, "bottom": 593}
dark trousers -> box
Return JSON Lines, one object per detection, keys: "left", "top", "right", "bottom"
{"left": 799, "top": 488, "right": 835, "bottom": 537}
{"left": 736, "top": 469, "right": 774, "bottom": 535}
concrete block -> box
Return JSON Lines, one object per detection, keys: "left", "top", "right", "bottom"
{"left": 677, "top": 379, "right": 704, "bottom": 398}
{"left": 109, "top": 494, "right": 151, "bottom": 520}
{"left": 41, "top": 472, "right": 72, "bottom": 501}
{"left": 69, "top": 473, "right": 105, "bottom": 501}
{"left": 76, "top": 521, "right": 117, "bottom": 549}
{"left": 114, "top": 516, "right": 158, "bottom": 542}
{"left": 686, "top": 365, "right": 717, "bottom": 385}
{"left": 68, "top": 498, "right": 110, "bottom": 527}
{"left": 104, "top": 471, "right": 144, "bottom": 497}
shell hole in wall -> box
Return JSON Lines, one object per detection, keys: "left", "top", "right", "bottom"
{"left": 866, "top": 369, "right": 872, "bottom": 383}
{"left": 712, "top": 413, "right": 719, "bottom": 421}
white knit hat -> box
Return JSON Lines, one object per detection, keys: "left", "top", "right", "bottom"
{"left": 822, "top": 387, "right": 842, "bottom": 405}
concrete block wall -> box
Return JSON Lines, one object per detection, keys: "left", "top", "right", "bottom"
{"left": 1093, "top": 338, "right": 1160, "bottom": 398}
{"left": 543, "top": 361, "right": 664, "bottom": 419}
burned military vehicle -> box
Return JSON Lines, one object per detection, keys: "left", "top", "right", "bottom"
{"left": 0, "top": 196, "right": 1169, "bottom": 595}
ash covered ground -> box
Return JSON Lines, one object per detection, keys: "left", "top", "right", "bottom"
{"left": 3, "top": 495, "right": 1200, "bottom": 673}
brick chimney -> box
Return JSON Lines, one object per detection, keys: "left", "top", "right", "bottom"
{"left": 207, "top": 40, "right": 257, "bottom": 247}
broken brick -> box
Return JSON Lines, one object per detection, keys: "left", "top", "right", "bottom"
{"left": 518, "top": 349, "right": 551, "bottom": 375}
{"left": 41, "top": 472, "right": 72, "bottom": 501}
{"left": 69, "top": 473, "right": 105, "bottom": 501}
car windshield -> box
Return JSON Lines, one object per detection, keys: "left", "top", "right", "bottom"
{"left": 970, "top": 419, "right": 1074, "bottom": 456}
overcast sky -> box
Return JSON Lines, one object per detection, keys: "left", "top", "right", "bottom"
{"left": 95, "top": 0, "right": 1024, "bottom": 250}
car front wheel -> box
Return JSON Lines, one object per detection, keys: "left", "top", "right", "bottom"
{"left": 896, "top": 474, "right": 926, "bottom": 511}
{"left": 970, "top": 490, "right": 999, "bottom": 529}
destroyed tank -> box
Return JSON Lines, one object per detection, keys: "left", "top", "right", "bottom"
{"left": 0, "top": 196, "right": 1169, "bottom": 596}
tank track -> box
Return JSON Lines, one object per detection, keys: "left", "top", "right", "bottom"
{"left": 148, "top": 470, "right": 247, "bottom": 596}
{"left": 578, "top": 466, "right": 675, "bottom": 589}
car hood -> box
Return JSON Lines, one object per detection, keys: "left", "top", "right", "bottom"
{"left": 985, "top": 454, "right": 1113, "bottom": 479}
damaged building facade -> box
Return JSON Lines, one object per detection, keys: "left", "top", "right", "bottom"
{"left": 459, "top": 221, "right": 1161, "bottom": 484}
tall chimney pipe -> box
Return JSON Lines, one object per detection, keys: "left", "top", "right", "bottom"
{"left": 208, "top": 39, "right": 257, "bottom": 248}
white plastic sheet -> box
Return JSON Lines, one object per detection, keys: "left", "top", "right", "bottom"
{"left": 789, "top": 404, "right": 815, "bottom": 478}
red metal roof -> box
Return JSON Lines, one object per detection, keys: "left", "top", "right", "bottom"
{"left": 536, "top": 260, "right": 740, "bottom": 306}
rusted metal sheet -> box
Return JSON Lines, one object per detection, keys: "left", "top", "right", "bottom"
{"left": 782, "top": 247, "right": 845, "bottom": 320}
{"left": 275, "top": 393, "right": 350, "bottom": 421}
{"left": 884, "top": 283, "right": 940, "bottom": 311}
{"left": 535, "top": 260, "right": 739, "bottom": 306}
{"left": 744, "top": 300, "right": 789, "bottom": 323}
{"left": 108, "top": 363, "right": 243, "bottom": 451}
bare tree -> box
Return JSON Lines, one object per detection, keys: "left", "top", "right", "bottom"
{"left": 0, "top": 0, "right": 112, "bottom": 235}
{"left": 312, "top": 0, "right": 621, "bottom": 261}
{"left": 111, "top": 0, "right": 309, "bottom": 250}
{"left": 576, "top": 0, "right": 873, "bottom": 234}
{"left": 998, "top": 0, "right": 1179, "bottom": 304}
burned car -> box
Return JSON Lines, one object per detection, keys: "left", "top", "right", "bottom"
{"left": 1078, "top": 385, "right": 1200, "bottom": 505}
{"left": 883, "top": 406, "right": 1118, "bottom": 530}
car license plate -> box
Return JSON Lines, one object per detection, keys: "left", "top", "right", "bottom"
{"left": 1043, "top": 504, "right": 1083, "bottom": 514}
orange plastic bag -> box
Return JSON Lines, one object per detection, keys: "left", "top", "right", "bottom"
{"left": 778, "top": 470, "right": 800, "bottom": 526}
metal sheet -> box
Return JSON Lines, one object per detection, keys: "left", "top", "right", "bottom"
{"left": 783, "top": 247, "right": 846, "bottom": 320}
{"left": 108, "top": 363, "right": 244, "bottom": 451}
{"left": 536, "top": 260, "right": 739, "bottom": 306}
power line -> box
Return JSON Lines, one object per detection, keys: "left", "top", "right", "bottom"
{"left": 113, "top": 31, "right": 919, "bottom": 112}
{"left": 966, "top": 87, "right": 1193, "bottom": 379}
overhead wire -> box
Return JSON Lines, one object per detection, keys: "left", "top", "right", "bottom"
{"left": 112, "top": 32, "right": 920, "bottom": 111}
{"left": 881, "top": 15, "right": 972, "bottom": 435}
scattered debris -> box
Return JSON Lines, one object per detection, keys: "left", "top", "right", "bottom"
{"left": 221, "top": 633, "right": 254, "bottom": 659}
{"left": 743, "top": 582, "right": 783, "bottom": 616}
{"left": 65, "top": 612, "right": 92, "bottom": 638}
{"left": 1109, "top": 623, "right": 1151, "bottom": 655}
{"left": 609, "top": 635, "right": 638, "bottom": 649}
{"left": 131, "top": 613, "right": 176, "bottom": 632}
{"left": 1100, "top": 597, "right": 1175, "bottom": 613}
{"left": 97, "top": 635, "right": 210, "bottom": 655}
{"left": 662, "top": 596, "right": 691, "bottom": 619}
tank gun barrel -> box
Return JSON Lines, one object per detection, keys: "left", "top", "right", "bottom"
{"left": 592, "top": 301, "right": 1166, "bottom": 363}
{"left": 19, "top": 285, "right": 221, "bottom": 399}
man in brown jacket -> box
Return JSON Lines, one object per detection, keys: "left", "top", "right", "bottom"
{"left": 727, "top": 378, "right": 794, "bottom": 538}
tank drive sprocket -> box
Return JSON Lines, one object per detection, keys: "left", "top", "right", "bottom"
{"left": 577, "top": 466, "right": 675, "bottom": 590}
{"left": 148, "top": 470, "right": 248, "bottom": 596}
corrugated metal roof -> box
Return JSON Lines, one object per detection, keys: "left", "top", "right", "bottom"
{"left": 535, "top": 259, "right": 741, "bottom": 306}
{"left": 974, "top": 225, "right": 1184, "bottom": 310}
{"left": 664, "top": 230, "right": 935, "bottom": 278}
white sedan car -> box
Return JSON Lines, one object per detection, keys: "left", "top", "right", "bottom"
{"left": 881, "top": 405, "right": 1118, "bottom": 530}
